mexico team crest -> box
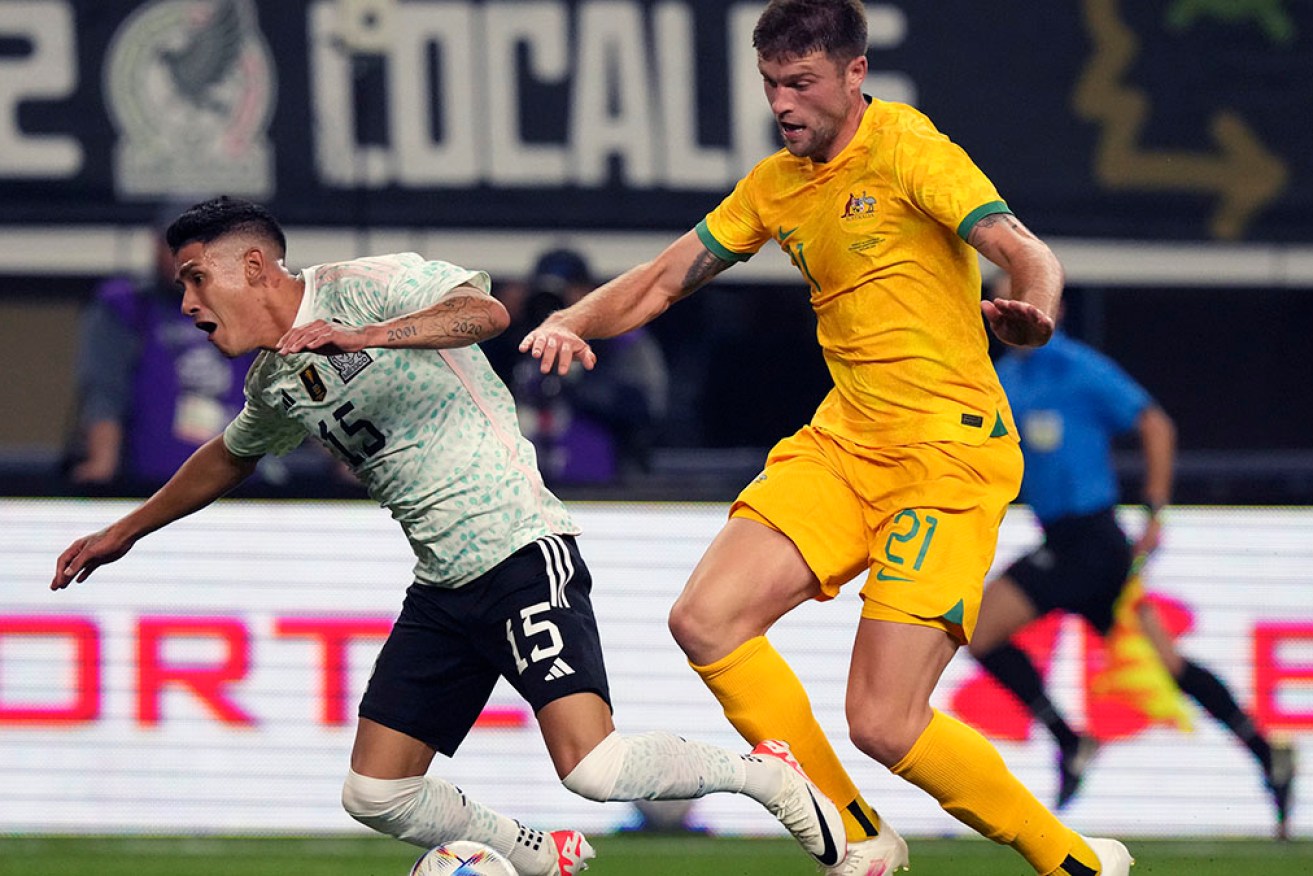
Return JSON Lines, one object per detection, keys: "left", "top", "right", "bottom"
{"left": 328, "top": 351, "right": 374, "bottom": 383}
{"left": 104, "top": 0, "right": 276, "bottom": 198}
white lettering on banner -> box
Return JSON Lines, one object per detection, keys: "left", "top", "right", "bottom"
{"left": 0, "top": 0, "right": 911, "bottom": 190}
{"left": 486, "top": 1, "right": 569, "bottom": 185}
{"left": 727, "top": 2, "right": 773, "bottom": 177}
{"left": 311, "top": 1, "right": 482, "bottom": 186}
{"left": 653, "top": 2, "right": 731, "bottom": 186}
{"left": 865, "top": 3, "right": 915, "bottom": 105}
{"left": 308, "top": 2, "right": 363, "bottom": 185}
{"left": 0, "top": 0, "right": 82, "bottom": 178}
{"left": 571, "top": 1, "right": 657, "bottom": 185}
{"left": 306, "top": 0, "right": 911, "bottom": 189}
{"left": 389, "top": 2, "right": 479, "bottom": 186}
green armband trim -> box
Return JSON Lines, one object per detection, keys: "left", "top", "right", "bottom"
{"left": 957, "top": 201, "right": 1012, "bottom": 241}
{"left": 695, "top": 219, "right": 754, "bottom": 264}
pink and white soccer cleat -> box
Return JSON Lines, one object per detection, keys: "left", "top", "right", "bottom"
{"left": 751, "top": 739, "right": 847, "bottom": 869}
{"left": 825, "top": 824, "right": 911, "bottom": 876}
{"left": 548, "top": 829, "right": 596, "bottom": 875}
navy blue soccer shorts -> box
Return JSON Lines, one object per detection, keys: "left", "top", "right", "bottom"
{"left": 359, "top": 534, "right": 611, "bottom": 756}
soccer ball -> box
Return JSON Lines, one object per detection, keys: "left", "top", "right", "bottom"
{"left": 409, "top": 840, "right": 518, "bottom": 876}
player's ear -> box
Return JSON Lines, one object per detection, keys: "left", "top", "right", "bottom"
{"left": 243, "top": 246, "right": 268, "bottom": 286}
{"left": 845, "top": 53, "right": 867, "bottom": 87}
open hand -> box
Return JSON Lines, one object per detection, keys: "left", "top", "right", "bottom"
{"left": 52, "top": 527, "right": 133, "bottom": 590}
{"left": 981, "top": 298, "right": 1055, "bottom": 348}
{"left": 277, "top": 320, "right": 371, "bottom": 356}
{"left": 519, "top": 323, "right": 597, "bottom": 375}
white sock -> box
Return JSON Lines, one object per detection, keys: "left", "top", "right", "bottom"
{"left": 740, "top": 749, "right": 789, "bottom": 805}
{"left": 341, "top": 770, "right": 555, "bottom": 876}
{"left": 563, "top": 730, "right": 753, "bottom": 801}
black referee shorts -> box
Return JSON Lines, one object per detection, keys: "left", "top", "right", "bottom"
{"left": 1004, "top": 507, "right": 1134, "bottom": 635}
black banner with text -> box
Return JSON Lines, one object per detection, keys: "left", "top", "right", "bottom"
{"left": 1, "top": 0, "right": 1310, "bottom": 241}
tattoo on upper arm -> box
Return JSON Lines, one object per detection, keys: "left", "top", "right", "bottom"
{"left": 968, "top": 213, "right": 1038, "bottom": 262}
{"left": 681, "top": 250, "right": 733, "bottom": 293}
{"left": 969, "top": 213, "right": 1019, "bottom": 241}
{"left": 969, "top": 213, "right": 1034, "bottom": 246}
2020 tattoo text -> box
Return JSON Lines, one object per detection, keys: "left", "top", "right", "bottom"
{"left": 386, "top": 297, "right": 488, "bottom": 344}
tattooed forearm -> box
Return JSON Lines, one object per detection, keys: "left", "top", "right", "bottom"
{"left": 681, "top": 250, "right": 733, "bottom": 293}
{"left": 432, "top": 296, "right": 492, "bottom": 341}
{"left": 383, "top": 296, "right": 501, "bottom": 349}
{"left": 385, "top": 324, "right": 420, "bottom": 342}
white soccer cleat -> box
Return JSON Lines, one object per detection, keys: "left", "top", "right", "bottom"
{"left": 825, "top": 820, "right": 910, "bottom": 876}
{"left": 751, "top": 739, "right": 846, "bottom": 868}
{"left": 548, "top": 829, "right": 595, "bottom": 875}
{"left": 1085, "top": 836, "right": 1134, "bottom": 875}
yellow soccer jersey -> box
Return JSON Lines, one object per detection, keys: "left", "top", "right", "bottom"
{"left": 698, "top": 98, "right": 1016, "bottom": 447}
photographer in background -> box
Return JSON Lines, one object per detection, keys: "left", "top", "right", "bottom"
{"left": 510, "top": 248, "right": 668, "bottom": 487}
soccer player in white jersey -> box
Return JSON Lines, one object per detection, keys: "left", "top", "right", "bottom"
{"left": 51, "top": 197, "right": 847, "bottom": 876}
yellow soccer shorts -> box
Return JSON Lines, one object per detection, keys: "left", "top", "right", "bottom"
{"left": 732, "top": 425, "right": 1022, "bottom": 644}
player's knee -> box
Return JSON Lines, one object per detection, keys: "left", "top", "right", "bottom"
{"left": 667, "top": 596, "right": 713, "bottom": 660}
{"left": 341, "top": 769, "right": 423, "bottom": 826}
{"left": 848, "top": 711, "right": 921, "bottom": 767}
{"left": 562, "top": 730, "right": 625, "bottom": 802}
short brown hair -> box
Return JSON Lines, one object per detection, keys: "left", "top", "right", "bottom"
{"left": 753, "top": 0, "right": 868, "bottom": 64}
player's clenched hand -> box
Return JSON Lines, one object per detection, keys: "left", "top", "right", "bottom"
{"left": 519, "top": 324, "right": 597, "bottom": 375}
{"left": 277, "top": 319, "right": 370, "bottom": 356}
{"left": 52, "top": 527, "right": 134, "bottom": 591}
{"left": 981, "top": 298, "right": 1055, "bottom": 348}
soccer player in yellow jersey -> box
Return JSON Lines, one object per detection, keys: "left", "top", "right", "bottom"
{"left": 523, "top": 2, "right": 1132, "bottom": 874}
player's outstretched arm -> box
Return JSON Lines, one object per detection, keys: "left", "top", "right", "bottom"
{"left": 277, "top": 286, "right": 509, "bottom": 355}
{"left": 52, "top": 436, "right": 259, "bottom": 590}
{"left": 1133, "top": 404, "right": 1176, "bottom": 557}
{"left": 971, "top": 213, "right": 1063, "bottom": 348}
{"left": 521, "top": 230, "right": 733, "bottom": 375}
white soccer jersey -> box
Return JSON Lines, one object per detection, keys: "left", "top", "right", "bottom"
{"left": 223, "top": 253, "right": 577, "bottom": 587}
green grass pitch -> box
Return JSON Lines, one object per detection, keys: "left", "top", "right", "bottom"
{"left": 0, "top": 835, "right": 1310, "bottom": 875}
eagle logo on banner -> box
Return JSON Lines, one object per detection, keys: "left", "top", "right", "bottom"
{"left": 104, "top": 0, "right": 276, "bottom": 199}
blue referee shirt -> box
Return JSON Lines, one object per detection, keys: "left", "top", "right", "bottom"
{"left": 995, "top": 331, "right": 1152, "bottom": 525}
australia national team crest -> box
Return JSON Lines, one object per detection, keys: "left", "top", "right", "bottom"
{"left": 328, "top": 351, "right": 374, "bottom": 383}
{"left": 841, "top": 190, "right": 878, "bottom": 220}
{"left": 103, "top": 0, "right": 276, "bottom": 198}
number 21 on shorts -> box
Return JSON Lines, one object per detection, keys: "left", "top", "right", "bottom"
{"left": 881, "top": 509, "right": 938, "bottom": 580}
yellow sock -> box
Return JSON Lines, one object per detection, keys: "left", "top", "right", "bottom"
{"left": 891, "top": 709, "right": 1100, "bottom": 874}
{"left": 1046, "top": 837, "right": 1104, "bottom": 876}
{"left": 692, "top": 636, "right": 883, "bottom": 843}
{"left": 840, "top": 793, "right": 886, "bottom": 843}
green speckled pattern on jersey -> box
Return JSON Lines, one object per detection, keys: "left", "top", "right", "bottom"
{"left": 223, "top": 253, "right": 577, "bottom": 587}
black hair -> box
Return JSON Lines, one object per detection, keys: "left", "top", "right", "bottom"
{"left": 164, "top": 196, "right": 287, "bottom": 257}
{"left": 753, "top": 0, "right": 868, "bottom": 65}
